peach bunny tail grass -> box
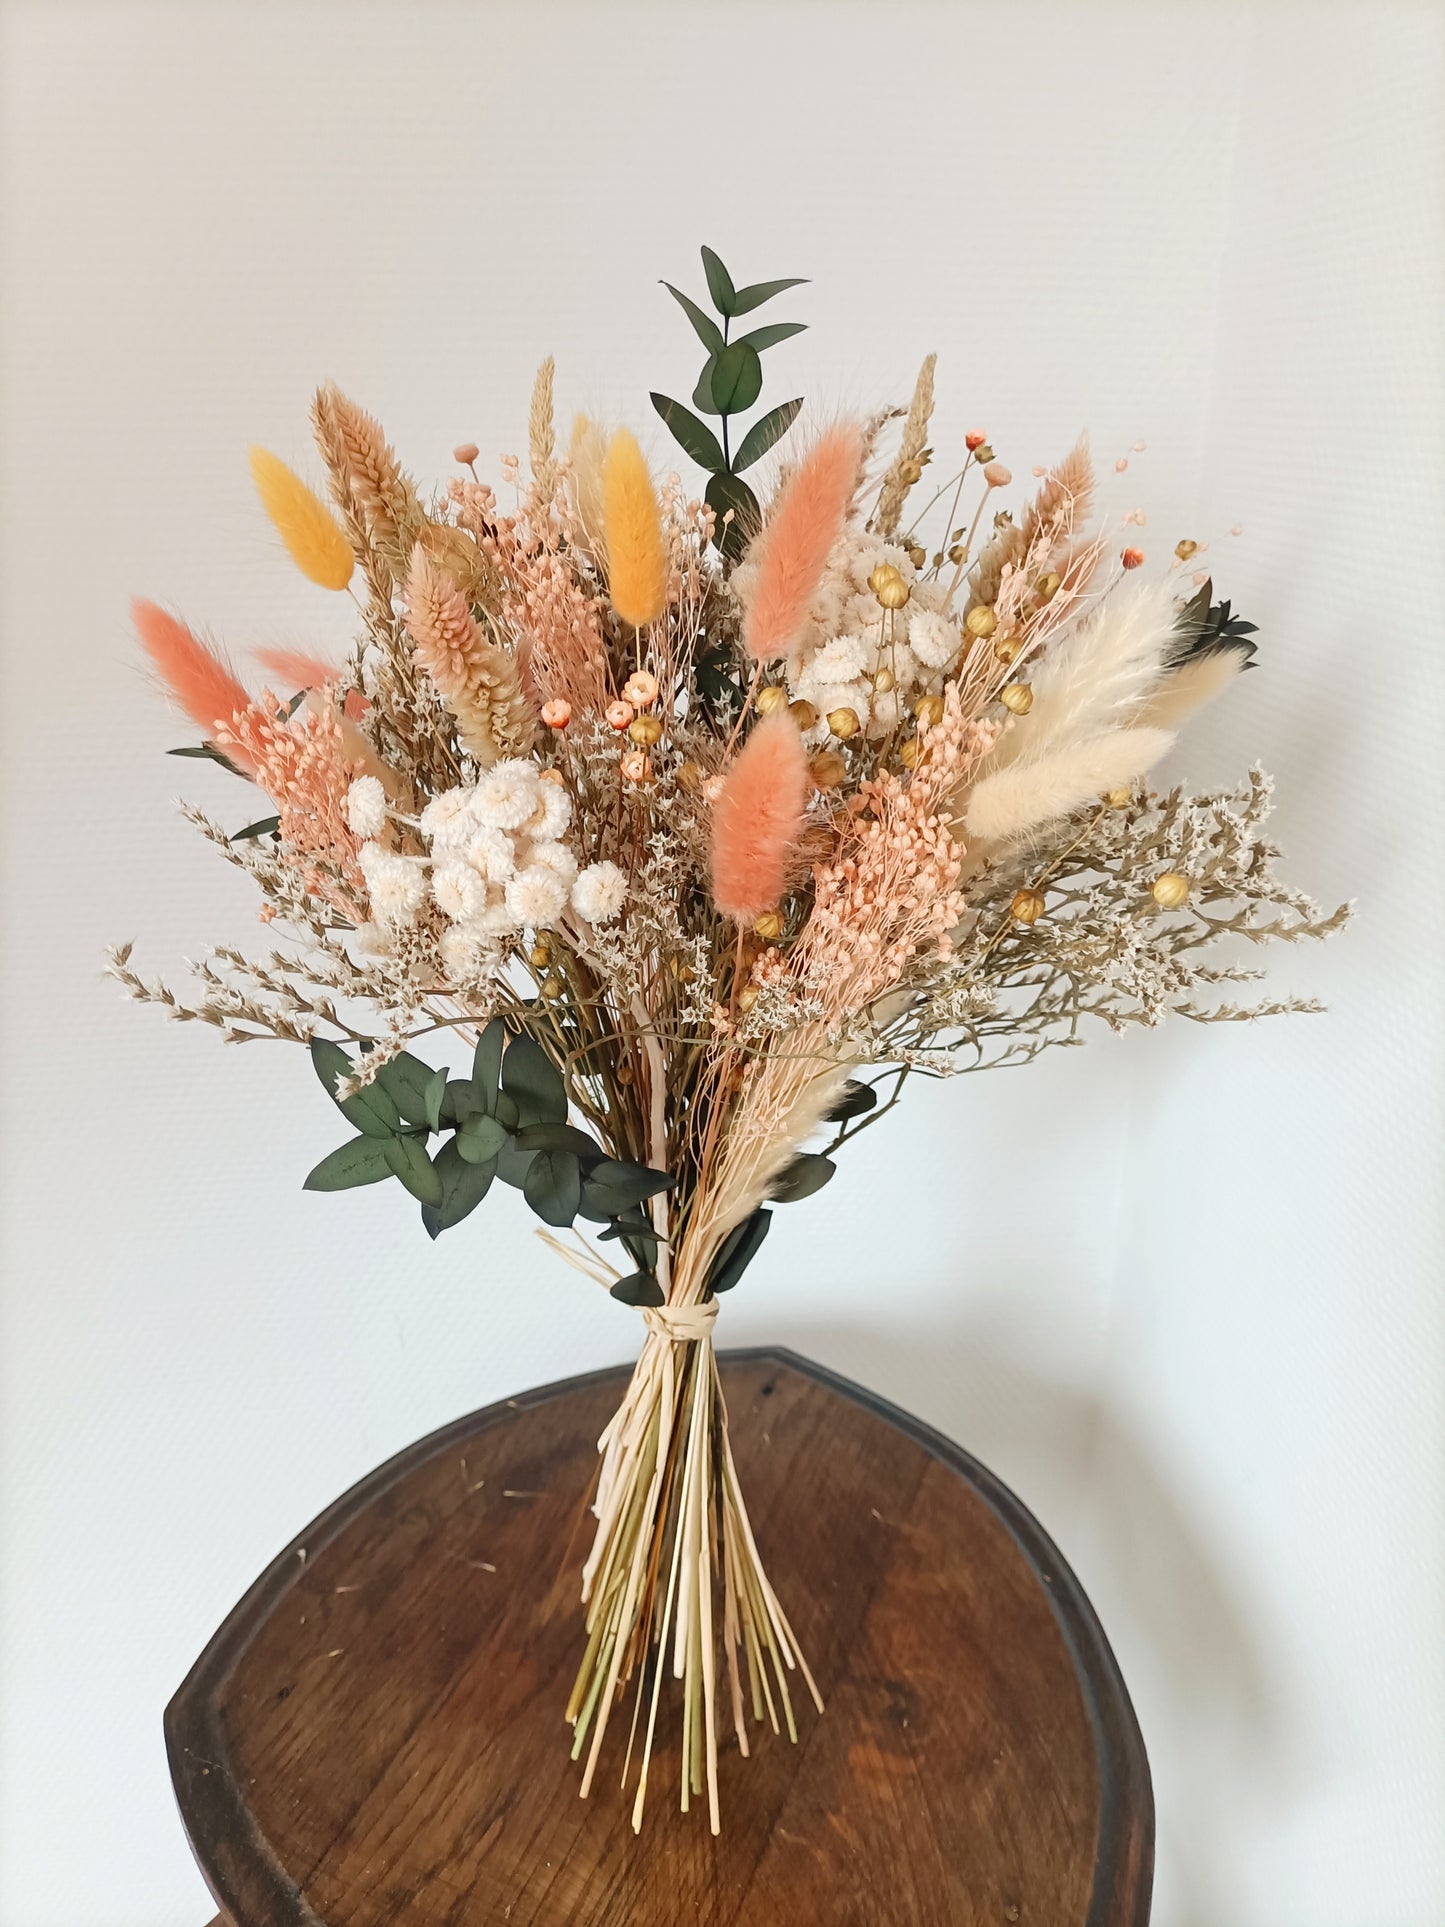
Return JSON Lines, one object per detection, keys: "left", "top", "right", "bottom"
{"left": 709, "top": 711, "right": 810, "bottom": 920}
{"left": 742, "top": 423, "right": 863, "bottom": 664}
{"left": 254, "top": 647, "right": 342, "bottom": 690}
{"left": 601, "top": 429, "right": 667, "bottom": 627}
{"left": 248, "top": 447, "right": 354, "bottom": 592}
{"left": 132, "top": 599, "right": 257, "bottom": 773}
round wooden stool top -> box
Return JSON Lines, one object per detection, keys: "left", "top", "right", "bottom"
{"left": 168, "top": 1349, "right": 1152, "bottom": 1926}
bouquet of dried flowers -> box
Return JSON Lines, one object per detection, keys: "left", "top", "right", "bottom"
{"left": 115, "top": 248, "right": 1345, "bottom": 1832}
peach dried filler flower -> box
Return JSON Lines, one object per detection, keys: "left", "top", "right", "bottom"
{"left": 115, "top": 245, "right": 1346, "bottom": 1838}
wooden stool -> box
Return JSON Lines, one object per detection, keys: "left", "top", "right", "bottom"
{"left": 170, "top": 1349, "right": 1152, "bottom": 1925}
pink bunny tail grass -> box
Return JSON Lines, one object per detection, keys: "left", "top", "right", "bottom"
{"left": 255, "top": 647, "right": 369, "bottom": 721}
{"left": 742, "top": 424, "right": 863, "bottom": 664}
{"left": 132, "top": 599, "right": 256, "bottom": 772}
{"left": 709, "top": 712, "right": 810, "bottom": 921}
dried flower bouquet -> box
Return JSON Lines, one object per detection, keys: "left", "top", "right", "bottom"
{"left": 116, "top": 248, "right": 1345, "bottom": 1832}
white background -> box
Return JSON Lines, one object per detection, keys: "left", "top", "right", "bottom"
{"left": 1, "top": 4, "right": 1441, "bottom": 1923}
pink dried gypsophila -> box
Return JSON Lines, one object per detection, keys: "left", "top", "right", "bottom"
{"left": 709, "top": 712, "right": 810, "bottom": 921}
{"left": 219, "top": 692, "right": 367, "bottom": 902}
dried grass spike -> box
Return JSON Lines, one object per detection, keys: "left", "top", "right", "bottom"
{"left": 529, "top": 356, "right": 559, "bottom": 497}
{"left": 404, "top": 545, "right": 534, "bottom": 766}
{"left": 310, "top": 384, "right": 423, "bottom": 575}
{"left": 873, "top": 354, "right": 936, "bottom": 535}
{"left": 247, "top": 447, "right": 354, "bottom": 590}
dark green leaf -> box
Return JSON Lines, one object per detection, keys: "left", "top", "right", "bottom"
{"left": 523, "top": 1148, "right": 582, "bottom": 1227}
{"left": 768, "top": 1152, "right": 836, "bottom": 1203}
{"left": 494, "top": 1091, "right": 520, "bottom": 1131}
{"left": 440, "top": 1077, "right": 481, "bottom": 1126}
{"left": 609, "top": 1270, "right": 666, "bottom": 1308}
{"left": 457, "top": 1112, "right": 509, "bottom": 1164}
{"left": 587, "top": 1158, "right": 674, "bottom": 1201}
{"left": 167, "top": 743, "right": 247, "bottom": 777}
{"left": 731, "top": 398, "right": 804, "bottom": 474}
{"left": 709, "top": 342, "right": 763, "bottom": 416}
{"left": 472, "top": 1019, "right": 506, "bottom": 1111}
{"left": 501, "top": 1034, "right": 566, "bottom": 1125}
{"left": 700, "top": 245, "right": 736, "bottom": 316}
{"left": 825, "top": 1079, "right": 878, "bottom": 1122}
{"left": 661, "top": 283, "right": 725, "bottom": 355}
{"left": 230, "top": 814, "right": 280, "bottom": 842}
{"left": 373, "top": 1051, "right": 438, "bottom": 1127}
{"left": 515, "top": 1122, "right": 603, "bottom": 1159}
{"left": 692, "top": 358, "right": 722, "bottom": 417}
{"left": 495, "top": 1134, "right": 537, "bottom": 1189}
{"left": 421, "top": 1137, "right": 496, "bottom": 1238}
{"left": 734, "top": 321, "right": 807, "bottom": 354}
{"left": 729, "top": 275, "right": 809, "bottom": 316}
{"left": 597, "top": 1209, "right": 660, "bottom": 1239}
{"left": 310, "top": 1038, "right": 400, "bottom": 1139}
{"left": 303, "top": 1135, "right": 394, "bottom": 1192}
{"left": 423, "top": 1066, "right": 449, "bottom": 1134}
{"left": 707, "top": 1207, "right": 772, "bottom": 1294}
{"left": 382, "top": 1135, "right": 444, "bottom": 1206}
{"left": 650, "top": 393, "right": 726, "bottom": 473}
{"left": 706, "top": 471, "right": 761, "bottom": 560}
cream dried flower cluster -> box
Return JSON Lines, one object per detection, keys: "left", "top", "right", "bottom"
{"left": 117, "top": 247, "right": 1345, "bottom": 1837}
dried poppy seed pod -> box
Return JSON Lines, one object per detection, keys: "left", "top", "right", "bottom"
{"left": 868, "top": 562, "right": 902, "bottom": 596}
{"left": 1036, "top": 570, "right": 1062, "bottom": 601}
{"left": 965, "top": 605, "right": 998, "bottom": 639}
{"left": 914, "top": 693, "right": 945, "bottom": 728}
{"left": 606, "top": 699, "right": 636, "bottom": 731}
{"left": 1175, "top": 539, "right": 1198, "bottom": 560}
{"left": 540, "top": 975, "right": 564, "bottom": 1001}
{"left": 756, "top": 684, "right": 789, "bottom": 715}
{"left": 993, "top": 636, "right": 1021, "bottom": 664}
{"left": 898, "top": 459, "right": 923, "bottom": 485}
{"left": 898, "top": 737, "right": 919, "bottom": 770}
{"left": 529, "top": 938, "right": 551, "bottom": 968}
{"left": 876, "top": 574, "right": 911, "bottom": 610}
{"left": 1152, "top": 872, "right": 1191, "bottom": 909}
{"left": 972, "top": 442, "right": 994, "bottom": 463}
{"left": 1000, "top": 683, "right": 1034, "bottom": 715}
{"left": 809, "top": 750, "right": 848, "bottom": 788}
{"left": 948, "top": 543, "right": 967, "bottom": 565}
{"left": 906, "top": 544, "right": 927, "bottom": 569}
{"left": 752, "top": 910, "right": 784, "bottom": 941}
{"left": 1010, "top": 888, "right": 1046, "bottom": 924}
{"left": 788, "top": 698, "right": 818, "bottom": 731}
{"left": 982, "top": 460, "right": 1012, "bottom": 488}
{"left": 827, "top": 706, "right": 861, "bottom": 740}
{"left": 872, "top": 666, "right": 897, "bottom": 694}
{"left": 1105, "top": 786, "right": 1133, "bottom": 808}
{"left": 628, "top": 715, "right": 663, "bottom": 748}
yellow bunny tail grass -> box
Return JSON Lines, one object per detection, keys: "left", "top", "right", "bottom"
{"left": 601, "top": 429, "right": 667, "bottom": 627}
{"left": 248, "top": 447, "right": 355, "bottom": 591}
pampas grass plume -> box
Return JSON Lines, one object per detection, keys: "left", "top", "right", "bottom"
{"left": 248, "top": 447, "right": 354, "bottom": 591}
{"left": 743, "top": 424, "right": 862, "bottom": 663}
{"left": 709, "top": 712, "right": 809, "bottom": 921}
{"left": 601, "top": 429, "right": 666, "bottom": 627}
{"left": 132, "top": 599, "right": 256, "bottom": 771}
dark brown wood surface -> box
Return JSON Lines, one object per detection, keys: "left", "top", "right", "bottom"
{"left": 168, "top": 1349, "right": 1152, "bottom": 1925}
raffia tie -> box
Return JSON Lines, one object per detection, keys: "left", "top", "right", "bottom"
{"left": 642, "top": 1299, "right": 718, "bottom": 1345}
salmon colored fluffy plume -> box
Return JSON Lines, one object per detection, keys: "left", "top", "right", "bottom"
{"left": 131, "top": 599, "right": 256, "bottom": 771}
{"left": 709, "top": 712, "right": 810, "bottom": 921}
{"left": 254, "top": 649, "right": 369, "bottom": 721}
{"left": 601, "top": 429, "right": 667, "bottom": 628}
{"left": 743, "top": 424, "right": 863, "bottom": 663}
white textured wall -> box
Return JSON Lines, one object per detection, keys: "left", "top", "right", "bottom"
{"left": 1, "top": 6, "right": 1440, "bottom": 1924}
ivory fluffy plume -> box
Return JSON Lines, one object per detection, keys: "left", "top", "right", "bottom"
{"left": 247, "top": 447, "right": 354, "bottom": 591}
{"left": 965, "top": 727, "right": 1176, "bottom": 844}
{"left": 743, "top": 424, "right": 862, "bottom": 663}
{"left": 709, "top": 712, "right": 810, "bottom": 920}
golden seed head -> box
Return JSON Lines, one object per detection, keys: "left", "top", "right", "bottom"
{"left": 914, "top": 693, "right": 945, "bottom": 727}
{"left": 1105, "top": 785, "right": 1133, "bottom": 808}
{"left": 876, "top": 574, "right": 911, "bottom": 610}
{"left": 675, "top": 759, "right": 703, "bottom": 790}
{"left": 788, "top": 698, "right": 818, "bottom": 730}
{"left": 827, "top": 706, "right": 861, "bottom": 740}
{"left": 1152, "top": 871, "right": 1191, "bottom": 909}
{"left": 809, "top": 750, "right": 848, "bottom": 789}
{"left": 898, "top": 459, "right": 923, "bottom": 485}
{"left": 1175, "top": 538, "right": 1198, "bottom": 560}
{"left": 993, "top": 636, "right": 1021, "bottom": 664}
{"left": 736, "top": 984, "right": 759, "bottom": 1012}
{"left": 898, "top": 736, "right": 919, "bottom": 770}
{"left": 932, "top": 551, "right": 945, "bottom": 569}
{"left": 868, "top": 562, "right": 902, "bottom": 595}
{"left": 756, "top": 684, "right": 789, "bottom": 715}
{"left": 628, "top": 714, "right": 663, "bottom": 747}
{"left": 1010, "top": 888, "right": 1046, "bottom": 925}
{"left": 973, "top": 443, "right": 994, "bottom": 464}
{"left": 965, "top": 604, "right": 999, "bottom": 639}
{"left": 907, "top": 544, "right": 927, "bottom": 569}
{"left": 948, "top": 544, "right": 966, "bottom": 565}
{"left": 540, "top": 974, "right": 564, "bottom": 1001}
{"left": 872, "top": 665, "right": 897, "bottom": 694}
{"left": 1036, "top": 570, "right": 1062, "bottom": 601}
{"left": 616, "top": 1060, "right": 634, "bottom": 1085}
{"left": 528, "top": 939, "right": 551, "bottom": 968}
{"left": 1000, "top": 682, "right": 1034, "bottom": 715}
{"left": 752, "top": 910, "right": 784, "bottom": 941}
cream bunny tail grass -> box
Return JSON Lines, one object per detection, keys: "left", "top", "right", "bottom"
{"left": 403, "top": 544, "right": 535, "bottom": 766}
{"left": 964, "top": 726, "right": 1176, "bottom": 844}
{"left": 1135, "top": 649, "right": 1248, "bottom": 732}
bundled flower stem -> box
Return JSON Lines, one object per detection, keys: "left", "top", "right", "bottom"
{"left": 118, "top": 246, "right": 1344, "bottom": 1831}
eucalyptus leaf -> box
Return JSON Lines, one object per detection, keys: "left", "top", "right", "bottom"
{"left": 494, "top": 1091, "right": 520, "bottom": 1131}
{"left": 768, "top": 1152, "right": 836, "bottom": 1203}
{"left": 230, "top": 815, "right": 280, "bottom": 842}
{"left": 514, "top": 1122, "right": 603, "bottom": 1159}
{"left": 692, "top": 358, "right": 722, "bottom": 417}
{"left": 440, "top": 1077, "right": 481, "bottom": 1126}
{"left": 661, "top": 283, "right": 725, "bottom": 355}
{"left": 495, "top": 1134, "right": 538, "bottom": 1189}
{"left": 523, "top": 1148, "right": 582, "bottom": 1227}
{"left": 705, "top": 471, "right": 761, "bottom": 560}
{"left": 423, "top": 1066, "right": 449, "bottom": 1134}
{"left": 382, "top": 1135, "right": 444, "bottom": 1206}
{"left": 734, "top": 321, "right": 807, "bottom": 354}
{"left": 609, "top": 1270, "right": 666, "bottom": 1308}
{"left": 732, "top": 399, "right": 804, "bottom": 474}
{"left": 587, "top": 1159, "right": 674, "bottom": 1201}
{"left": 303, "top": 1135, "right": 394, "bottom": 1192}
{"left": 501, "top": 1034, "right": 566, "bottom": 1125}
{"left": 708, "top": 1206, "right": 772, "bottom": 1294}
{"left": 421, "top": 1138, "right": 496, "bottom": 1239}
{"left": 167, "top": 743, "right": 247, "bottom": 778}
{"left": 700, "top": 245, "right": 736, "bottom": 316}
{"left": 457, "top": 1112, "right": 509, "bottom": 1164}
{"left": 374, "top": 1051, "right": 438, "bottom": 1127}
{"left": 825, "top": 1078, "right": 878, "bottom": 1122}
{"left": 729, "top": 275, "right": 809, "bottom": 315}
{"left": 709, "top": 341, "right": 763, "bottom": 416}
{"left": 310, "top": 1038, "right": 400, "bottom": 1139}
{"left": 650, "top": 393, "right": 725, "bottom": 473}
{"left": 472, "top": 1018, "right": 506, "bottom": 1111}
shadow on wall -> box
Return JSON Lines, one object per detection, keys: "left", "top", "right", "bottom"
{"left": 747, "top": 1320, "right": 1294, "bottom": 1927}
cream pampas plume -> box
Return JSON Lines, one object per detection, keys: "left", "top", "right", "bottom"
{"left": 709, "top": 712, "right": 809, "bottom": 921}
{"left": 601, "top": 429, "right": 667, "bottom": 627}
{"left": 132, "top": 600, "right": 256, "bottom": 773}
{"left": 743, "top": 424, "right": 862, "bottom": 664}
{"left": 964, "top": 727, "right": 1176, "bottom": 844}
{"left": 247, "top": 447, "right": 354, "bottom": 590}
{"left": 403, "top": 544, "right": 535, "bottom": 767}
{"left": 872, "top": 355, "right": 936, "bottom": 536}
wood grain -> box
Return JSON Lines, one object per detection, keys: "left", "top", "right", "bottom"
{"left": 168, "top": 1349, "right": 1152, "bottom": 1924}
